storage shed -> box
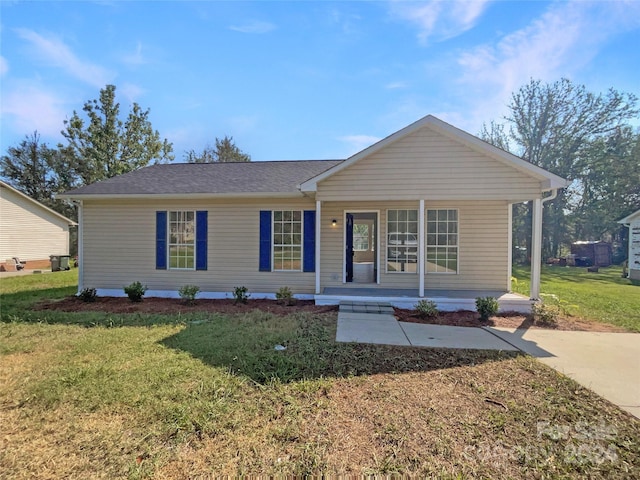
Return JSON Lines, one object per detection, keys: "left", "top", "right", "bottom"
{"left": 570, "top": 241, "right": 612, "bottom": 267}
{"left": 618, "top": 210, "right": 640, "bottom": 280}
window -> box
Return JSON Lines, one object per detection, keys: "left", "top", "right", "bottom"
{"left": 353, "top": 223, "right": 370, "bottom": 251}
{"left": 273, "top": 210, "right": 302, "bottom": 271}
{"left": 387, "top": 209, "right": 418, "bottom": 273}
{"left": 169, "top": 211, "right": 195, "bottom": 269}
{"left": 426, "top": 209, "right": 458, "bottom": 274}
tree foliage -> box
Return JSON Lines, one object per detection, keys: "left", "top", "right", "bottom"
{"left": 184, "top": 135, "right": 251, "bottom": 163}
{"left": 0, "top": 132, "right": 76, "bottom": 220}
{"left": 61, "top": 84, "right": 173, "bottom": 184}
{"left": 481, "top": 78, "right": 639, "bottom": 261}
{"left": 2, "top": 84, "right": 175, "bottom": 226}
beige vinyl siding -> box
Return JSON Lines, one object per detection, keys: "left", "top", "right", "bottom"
{"left": 319, "top": 200, "right": 509, "bottom": 292}
{"left": 0, "top": 185, "right": 70, "bottom": 261}
{"left": 424, "top": 201, "right": 509, "bottom": 291}
{"left": 82, "top": 198, "right": 316, "bottom": 294}
{"left": 317, "top": 125, "right": 542, "bottom": 202}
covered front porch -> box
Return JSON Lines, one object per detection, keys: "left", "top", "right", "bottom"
{"left": 315, "top": 287, "right": 533, "bottom": 313}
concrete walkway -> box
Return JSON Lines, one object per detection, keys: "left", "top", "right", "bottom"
{"left": 336, "top": 301, "right": 517, "bottom": 351}
{"left": 486, "top": 327, "right": 640, "bottom": 419}
{"left": 337, "top": 301, "right": 640, "bottom": 419}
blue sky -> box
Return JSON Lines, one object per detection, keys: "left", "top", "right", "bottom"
{"left": 1, "top": 1, "right": 639, "bottom": 161}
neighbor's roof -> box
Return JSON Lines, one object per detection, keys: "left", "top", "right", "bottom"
{"left": 60, "top": 160, "right": 344, "bottom": 199}
{"left": 0, "top": 181, "right": 77, "bottom": 225}
{"left": 618, "top": 209, "right": 640, "bottom": 224}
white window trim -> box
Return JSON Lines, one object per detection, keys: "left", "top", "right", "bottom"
{"left": 168, "top": 210, "right": 196, "bottom": 271}
{"left": 385, "top": 208, "right": 419, "bottom": 275}
{"left": 271, "top": 209, "right": 303, "bottom": 272}
{"left": 426, "top": 208, "right": 459, "bottom": 275}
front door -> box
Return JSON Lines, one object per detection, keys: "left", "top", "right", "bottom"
{"left": 345, "top": 212, "right": 377, "bottom": 283}
{"left": 346, "top": 213, "right": 354, "bottom": 282}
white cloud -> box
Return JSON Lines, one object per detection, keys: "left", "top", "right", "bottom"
{"left": 15, "top": 28, "right": 113, "bottom": 87}
{"left": 385, "top": 81, "right": 408, "bottom": 90}
{"left": 229, "top": 20, "right": 276, "bottom": 34}
{"left": 0, "top": 56, "right": 8, "bottom": 76}
{"left": 389, "top": 0, "right": 491, "bottom": 44}
{"left": 339, "top": 134, "right": 382, "bottom": 156}
{"left": 122, "top": 41, "right": 147, "bottom": 66}
{"left": 119, "top": 83, "right": 145, "bottom": 103}
{"left": 1, "top": 83, "right": 67, "bottom": 138}
{"left": 453, "top": 0, "right": 640, "bottom": 133}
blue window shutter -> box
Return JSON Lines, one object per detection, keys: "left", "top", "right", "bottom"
{"left": 156, "top": 211, "right": 167, "bottom": 270}
{"left": 195, "top": 210, "right": 208, "bottom": 271}
{"left": 303, "top": 210, "right": 316, "bottom": 272}
{"left": 259, "top": 210, "right": 272, "bottom": 271}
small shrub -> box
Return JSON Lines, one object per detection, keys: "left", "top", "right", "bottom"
{"left": 178, "top": 284, "right": 200, "bottom": 304}
{"left": 531, "top": 302, "right": 559, "bottom": 326}
{"left": 476, "top": 296, "right": 499, "bottom": 322}
{"left": 78, "top": 287, "right": 97, "bottom": 303}
{"left": 275, "top": 286, "right": 296, "bottom": 306}
{"left": 124, "top": 281, "right": 148, "bottom": 302}
{"left": 415, "top": 299, "right": 438, "bottom": 318}
{"left": 233, "top": 286, "right": 250, "bottom": 304}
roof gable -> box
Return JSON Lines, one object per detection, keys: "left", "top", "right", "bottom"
{"left": 618, "top": 209, "right": 640, "bottom": 224}
{"left": 0, "top": 181, "right": 76, "bottom": 226}
{"left": 300, "top": 115, "right": 568, "bottom": 192}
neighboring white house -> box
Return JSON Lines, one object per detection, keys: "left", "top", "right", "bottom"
{"left": 0, "top": 181, "right": 77, "bottom": 270}
{"left": 61, "top": 115, "right": 568, "bottom": 311}
{"left": 618, "top": 209, "right": 640, "bottom": 281}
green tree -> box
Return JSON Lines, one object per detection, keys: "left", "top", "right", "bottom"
{"left": 481, "top": 78, "right": 638, "bottom": 260}
{"left": 571, "top": 127, "right": 640, "bottom": 241}
{"left": 61, "top": 85, "right": 173, "bottom": 184}
{"left": 0, "top": 132, "right": 76, "bottom": 220}
{"left": 184, "top": 135, "right": 251, "bottom": 163}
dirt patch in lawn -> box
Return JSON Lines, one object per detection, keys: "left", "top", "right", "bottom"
{"left": 393, "top": 308, "right": 628, "bottom": 332}
{"left": 35, "top": 296, "right": 626, "bottom": 332}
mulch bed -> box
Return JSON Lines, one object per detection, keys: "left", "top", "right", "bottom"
{"left": 393, "top": 307, "right": 628, "bottom": 332}
{"left": 35, "top": 296, "right": 338, "bottom": 316}
{"left": 35, "top": 296, "right": 626, "bottom": 332}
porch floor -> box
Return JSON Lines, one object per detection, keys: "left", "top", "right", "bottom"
{"left": 322, "top": 287, "right": 512, "bottom": 299}
{"left": 315, "top": 287, "right": 532, "bottom": 313}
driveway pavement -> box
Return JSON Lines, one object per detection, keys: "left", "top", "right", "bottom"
{"left": 336, "top": 301, "right": 640, "bottom": 419}
{"left": 486, "top": 327, "right": 640, "bottom": 419}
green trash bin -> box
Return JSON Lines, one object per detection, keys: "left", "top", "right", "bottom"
{"left": 50, "top": 255, "right": 60, "bottom": 271}
{"left": 59, "top": 255, "right": 71, "bottom": 271}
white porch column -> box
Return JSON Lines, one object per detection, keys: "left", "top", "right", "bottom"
{"left": 507, "top": 203, "right": 513, "bottom": 291}
{"left": 77, "top": 200, "right": 84, "bottom": 293}
{"left": 530, "top": 198, "right": 542, "bottom": 300}
{"left": 419, "top": 199, "right": 425, "bottom": 297}
{"left": 315, "top": 200, "right": 321, "bottom": 295}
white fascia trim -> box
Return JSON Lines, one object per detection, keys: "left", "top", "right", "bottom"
{"left": 2, "top": 180, "right": 77, "bottom": 225}
{"left": 88, "top": 289, "right": 315, "bottom": 301}
{"left": 58, "top": 191, "right": 306, "bottom": 201}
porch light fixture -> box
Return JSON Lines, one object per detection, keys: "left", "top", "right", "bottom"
{"left": 331, "top": 219, "right": 337, "bottom": 226}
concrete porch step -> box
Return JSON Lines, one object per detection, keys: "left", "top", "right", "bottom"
{"left": 339, "top": 300, "right": 395, "bottom": 314}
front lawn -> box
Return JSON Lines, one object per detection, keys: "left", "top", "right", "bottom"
{"left": 512, "top": 265, "right": 640, "bottom": 332}
{"left": 1, "top": 271, "right": 639, "bottom": 478}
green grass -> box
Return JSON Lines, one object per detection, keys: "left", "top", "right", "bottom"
{"left": 512, "top": 265, "right": 640, "bottom": 332}
{"left": 1, "top": 270, "right": 639, "bottom": 478}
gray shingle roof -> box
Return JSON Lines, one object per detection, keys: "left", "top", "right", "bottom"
{"left": 62, "top": 160, "right": 344, "bottom": 197}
